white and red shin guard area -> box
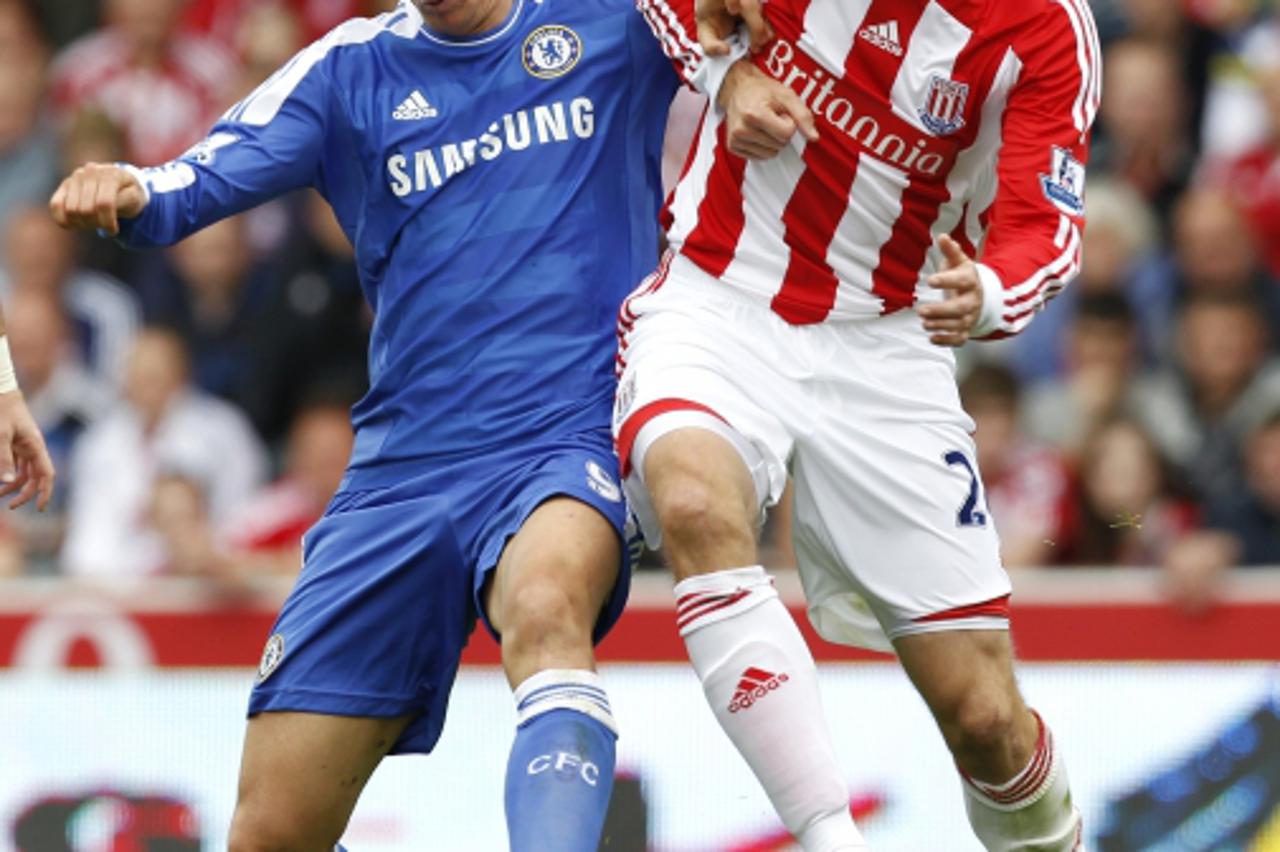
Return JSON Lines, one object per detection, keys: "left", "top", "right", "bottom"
{"left": 961, "top": 713, "right": 1084, "bottom": 851}
{"left": 675, "top": 566, "right": 867, "bottom": 852}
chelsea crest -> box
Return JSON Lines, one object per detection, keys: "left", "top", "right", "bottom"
{"left": 523, "top": 25, "right": 583, "bottom": 79}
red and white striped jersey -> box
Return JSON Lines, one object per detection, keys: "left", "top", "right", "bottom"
{"left": 637, "top": 0, "right": 1100, "bottom": 337}
{"left": 51, "top": 29, "right": 236, "bottom": 166}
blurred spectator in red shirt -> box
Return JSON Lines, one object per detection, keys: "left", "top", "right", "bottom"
{"left": 61, "top": 328, "right": 266, "bottom": 578}
{"left": 1205, "top": 408, "right": 1280, "bottom": 565}
{"left": 7, "top": 290, "right": 112, "bottom": 571}
{"left": 1059, "top": 419, "right": 1198, "bottom": 566}
{"left": 49, "top": 0, "right": 236, "bottom": 165}
{"left": 961, "top": 364, "right": 1074, "bottom": 569}
{"left": 182, "top": 0, "right": 358, "bottom": 50}
{"left": 225, "top": 401, "right": 354, "bottom": 575}
{"left": 1024, "top": 292, "right": 1144, "bottom": 457}
{"left": 1204, "top": 24, "right": 1280, "bottom": 280}
{"left": 0, "top": 0, "right": 57, "bottom": 267}
{"left": 2, "top": 206, "right": 141, "bottom": 387}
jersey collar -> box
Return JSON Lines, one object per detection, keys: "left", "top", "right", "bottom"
{"left": 411, "top": 0, "right": 526, "bottom": 48}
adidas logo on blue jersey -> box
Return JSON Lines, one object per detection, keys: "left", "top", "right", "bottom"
{"left": 393, "top": 91, "right": 438, "bottom": 121}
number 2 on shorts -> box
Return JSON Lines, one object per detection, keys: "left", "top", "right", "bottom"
{"left": 943, "top": 450, "right": 987, "bottom": 528}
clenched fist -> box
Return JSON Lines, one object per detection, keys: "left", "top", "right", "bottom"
{"left": 49, "top": 163, "right": 147, "bottom": 236}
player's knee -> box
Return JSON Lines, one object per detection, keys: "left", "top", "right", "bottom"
{"left": 943, "top": 687, "right": 1018, "bottom": 759}
{"left": 651, "top": 473, "right": 751, "bottom": 551}
{"left": 502, "top": 579, "right": 592, "bottom": 654}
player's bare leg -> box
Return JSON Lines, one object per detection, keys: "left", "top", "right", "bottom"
{"left": 484, "top": 497, "right": 622, "bottom": 852}
{"left": 896, "top": 630, "right": 1083, "bottom": 851}
{"left": 644, "top": 429, "right": 758, "bottom": 578}
{"left": 229, "top": 711, "right": 412, "bottom": 852}
{"left": 641, "top": 427, "right": 866, "bottom": 851}
{"left": 486, "top": 496, "right": 618, "bottom": 686}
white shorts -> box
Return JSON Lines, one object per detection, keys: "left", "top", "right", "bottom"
{"left": 613, "top": 253, "right": 1011, "bottom": 651}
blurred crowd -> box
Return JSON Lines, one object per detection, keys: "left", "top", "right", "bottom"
{"left": 0, "top": 0, "right": 1278, "bottom": 605}
{"left": 953, "top": 0, "right": 1280, "bottom": 607}
{"left": 0, "top": 0, "right": 384, "bottom": 585}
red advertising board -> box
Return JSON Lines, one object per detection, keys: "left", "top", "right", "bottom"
{"left": 1, "top": 569, "right": 1278, "bottom": 668}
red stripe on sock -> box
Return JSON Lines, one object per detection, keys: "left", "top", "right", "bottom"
{"left": 987, "top": 741, "right": 1051, "bottom": 803}
{"left": 675, "top": 590, "right": 741, "bottom": 617}
{"left": 676, "top": 590, "right": 751, "bottom": 631}
{"left": 964, "top": 711, "right": 1054, "bottom": 805}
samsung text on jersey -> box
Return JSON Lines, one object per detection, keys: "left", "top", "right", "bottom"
{"left": 387, "top": 97, "right": 595, "bottom": 196}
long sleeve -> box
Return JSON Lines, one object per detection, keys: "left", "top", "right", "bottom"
{"left": 634, "top": 0, "right": 746, "bottom": 99}
{"left": 971, "top": 0, "right": 1101, "bottom": 340}
{"left": 115, "top": 38, "right": 341, "bottom": 248}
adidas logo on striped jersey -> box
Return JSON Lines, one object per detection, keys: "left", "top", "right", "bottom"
{"left": 728, "top": 666, "right": 789, "bottom": 713}
{"left": 858, "top": 20, "right": 903, "bottom": 56}
{"left": 393, "top": 90, "right": 438, "bottom": 121}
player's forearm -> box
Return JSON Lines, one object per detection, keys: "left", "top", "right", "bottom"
{"left": 970, "top": 240, "right": 1082, "bottom": 341}
{"left": 635, "top": 0, "right": 746, "bottom": 97}
{"left": 970, "top": 6, "right": 1096, "bottom": 340}
{"left": 116, "top": 147, "right": 300, "bottom": 248}
{"left": 971, "top": 126, "right": 1090, "bottom": 339}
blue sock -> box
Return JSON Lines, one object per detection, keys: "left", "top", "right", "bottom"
{"left": 505, "top": 670, "right": 618, "bottom": 852}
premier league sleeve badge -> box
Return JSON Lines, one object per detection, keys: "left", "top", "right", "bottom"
{"left": 1040, "top": 146, "right": 1087, "bottom": 216}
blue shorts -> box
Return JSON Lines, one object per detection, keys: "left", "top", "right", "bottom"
{"left": 247, "top": 429, "right": 632, "bottom": 754}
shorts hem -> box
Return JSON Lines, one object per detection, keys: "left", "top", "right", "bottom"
{"left": 248, "top": 687, "right": 424, "bottom": 721}
{"left": 885, "top": 616, "right": 1011, "bottom": 642}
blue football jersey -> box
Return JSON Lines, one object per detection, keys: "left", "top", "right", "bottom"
{"left": 118, "top": 0, "right": 680, "bottom": 485}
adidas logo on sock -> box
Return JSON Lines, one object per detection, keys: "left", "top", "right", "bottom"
{"left": 393, "top": 90, "right": 439, "bottom": 120}
{"left": 858, "top": 20, "right": 903, "bottom": 56}
{"left": 728, "top": 666, "right": 789, "bottom": 713}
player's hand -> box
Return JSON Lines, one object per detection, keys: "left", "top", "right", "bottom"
{"left": 919, "top": 234, "right": 983, "bottom": 347}
{"left": 49, "top": 163, "right": 147, "bottom": 236}
{"left": 0, "top": 391, "right": 55, "bottom": 511}
{"left": 719, "top": 59, "right": 818, "bottom": 160}
{"left": 696, "top": 0, "right": 773, "bottom": 55}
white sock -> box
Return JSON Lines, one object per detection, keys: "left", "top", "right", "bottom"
{"left": 676, "top": 566, "right": 866, "bottom": 851}
{"left": 961, "top": 712, "right": 1083, "bottom": 851}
